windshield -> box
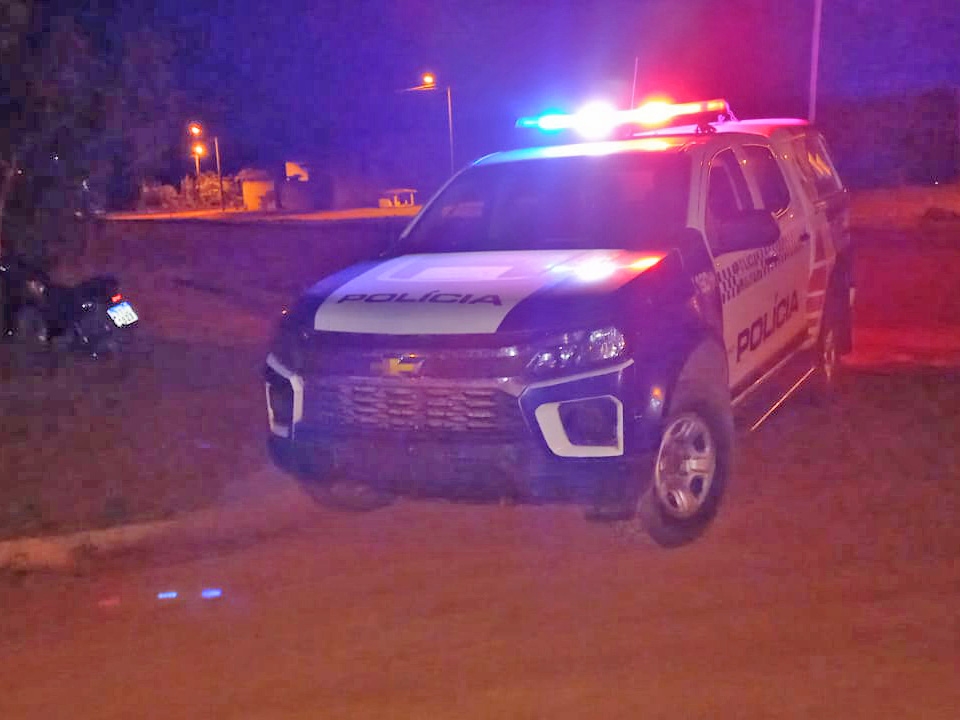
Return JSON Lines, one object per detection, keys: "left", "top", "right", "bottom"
{"left": 398, "top": 152, "right": 691, "bottom": 254}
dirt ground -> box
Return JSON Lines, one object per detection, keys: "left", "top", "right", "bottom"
{"left": 2, "top": 206, "right": 959, "bottom": 540}
{"left": 0, "top": 201, "right": 959, "bottom": 718}
{"left": 0, "top": 218, "right": 402, "bottom": 539}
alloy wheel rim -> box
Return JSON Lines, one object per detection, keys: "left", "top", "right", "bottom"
{"left": 653, "top": 413, "right": 717, "bottom": 520}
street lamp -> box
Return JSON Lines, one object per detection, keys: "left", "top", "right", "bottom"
{"left": 401, "top": 72, "right": 455, "bottom": 176}
{"left": 186, "top": 121, "right": 225, "bottom": 210}
{"left": 191, "top": 142, "right": 206, "bottom": 179}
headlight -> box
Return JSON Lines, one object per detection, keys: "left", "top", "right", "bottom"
{"left": 528, "top": 326, "right": 626, "bottom": 375}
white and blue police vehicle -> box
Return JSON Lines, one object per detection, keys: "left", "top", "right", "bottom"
{"left": 264, "top": 99, "right": 852, "bottom": 545}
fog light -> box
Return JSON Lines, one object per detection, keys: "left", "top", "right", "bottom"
{"left": 558, "top": 397, "right": 619, "bottom": 447}
{"left": 265, "top": 369, "right": 294, "bottom": 425}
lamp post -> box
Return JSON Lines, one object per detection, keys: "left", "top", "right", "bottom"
{"left": 187, "top": 121, "right": 225, "bottom": 210}
{"left": 808, "top": 0, "right": 824, "bottom": 122}
{"left": 401, "top": 73, "right": 455, "bottom": 176}
{"left": 191, "top": 142, "right": 205, "bottom": 179}
{"left": 191, "top": 142, "right": 206, "bottom": 206}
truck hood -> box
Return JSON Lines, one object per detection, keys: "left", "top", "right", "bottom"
{"left": 305, "top": 249, "right": 670, "bottom": 336}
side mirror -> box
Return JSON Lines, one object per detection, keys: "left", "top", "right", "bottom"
{"left": 670, "top": 227, "right": 713, "bottom": 274}
{"left": 715, "top": 210, "right": 780, "bottom": 254}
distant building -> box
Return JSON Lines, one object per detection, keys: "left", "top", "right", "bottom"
{"left": 236, "top": 168, "right": 277, "bottom": 211}
{"left": 281, "top": 160, "right": 332, "bottom": 211}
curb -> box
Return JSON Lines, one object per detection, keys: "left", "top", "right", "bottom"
{"left": 0, "top": 473, "right": 311, "bottom": 574}
{"left": 0, "top": 519, "right": 178, "bottom": 572}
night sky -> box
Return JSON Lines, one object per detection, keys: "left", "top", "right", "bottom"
{"left": 125, "top": 0, "right": 960, "bottom": 181}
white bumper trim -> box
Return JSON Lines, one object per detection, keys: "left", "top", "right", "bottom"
{"left": 534, "top": 394, "right": 624, "bottom": 458}
{"left": 265, "top": 353, "right": 304, "bottom": 438}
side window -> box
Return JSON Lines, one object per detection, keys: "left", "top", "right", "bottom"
{"left": 743, "top": 145, "right": 792, "bottom": 214}
{"left": 806, "top": 134, "right": 843, "bottom": 197}
{"left": 707, "top": 149, "right": 751, "bottom": 221}
{"left": 791, "top": 134, "right": 842, "bottom": 200}
{"left": 705, "top": 149, "right": 752, "bottom": 245}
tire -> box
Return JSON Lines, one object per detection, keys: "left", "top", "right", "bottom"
{"left": 16, "top": 306, "right": 49, "bottom": 348}
{"left": 268, "top": 437, "right": 395, "bottom": 513}
{"left": 809, "top": 283, "right": 845, "bottom": 404}
{"left": 13, "top": 306, "right": 56, "bottom": 376}
{"left": 302, "top": 472, "right": 397, "bottom": 513}
{"left": 637, "top": 368, "right": 733, "bottom": 548}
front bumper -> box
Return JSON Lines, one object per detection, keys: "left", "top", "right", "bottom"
{"left": 264, "top": 352, "right": 664, "bottom": 497}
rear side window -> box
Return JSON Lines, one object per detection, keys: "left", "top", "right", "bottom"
{"left": 792, "top": 133, "right": 843, "bottom": 199}
{"left": 743, "top": 145, "right": 792, "bottom": 214}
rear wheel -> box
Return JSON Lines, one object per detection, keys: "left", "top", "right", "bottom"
{"left": 809, "top": 283, "right": 846, "bottom": 403}
{"left": 12, "top": 306, "right": 56, "bottom": 376}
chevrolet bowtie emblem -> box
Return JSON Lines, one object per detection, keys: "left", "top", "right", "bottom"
{"left": 372, "top": 355, "right": 425, "bottom": 377}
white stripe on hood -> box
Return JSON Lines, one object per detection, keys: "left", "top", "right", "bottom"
{"left": 314, "top": 250, "right": 661, "bottom": 335}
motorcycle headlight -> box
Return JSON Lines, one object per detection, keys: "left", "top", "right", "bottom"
{"left": 527, "top": 326, "right": 626, "bottom": 376}
{"left": 26, "top": 279, "right": 46, "bottom": 298}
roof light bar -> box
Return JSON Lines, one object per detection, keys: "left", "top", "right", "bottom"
{"left": 516, "top": 98, "right": 733, "bottom": 138}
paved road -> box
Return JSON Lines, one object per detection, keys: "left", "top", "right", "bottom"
{"left": 2, "top": 225, "right": 959, "bottom": 719}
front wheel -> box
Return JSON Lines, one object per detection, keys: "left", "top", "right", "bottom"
{"left": 16, "top": 305, "right": 50, "bottom": 347}
{"left": 269, "top": 437, "right": 395, "bottom": 513}
{"left": 638, "top": 382, "right": 733, "bottom": 547}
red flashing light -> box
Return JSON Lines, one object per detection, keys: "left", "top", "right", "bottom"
{"left": 517, "top": 98, "right": 734, "bottom": 138}
{"left": 629, "top": 99, "right": 730, "bottom": 127}
{"left": 111, "top": 293, "right": 123, "bottom": 303}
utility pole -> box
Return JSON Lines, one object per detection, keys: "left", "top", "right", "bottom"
{"left": 808, "top": 0, "right": 824, "bottom": 122}
{"left": 214, "top": 136, "right": 225, "bottom": 211}
{"left": 445, "top": 86, "right": 455, "bottom": 176}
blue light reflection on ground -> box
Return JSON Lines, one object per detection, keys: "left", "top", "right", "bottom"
{"left": 157, "top": 591, "right": 178, "bottom": 600}
{"left": 201, "top": 588, "right": 223, "bottom": 599}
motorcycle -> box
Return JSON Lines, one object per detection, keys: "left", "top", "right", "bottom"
{"left": 0, "top": 253, "right": 139, "bottom": 360}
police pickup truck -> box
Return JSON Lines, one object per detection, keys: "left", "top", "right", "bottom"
{"left": 265, "top": 99, "right": 852, "bottom": 546}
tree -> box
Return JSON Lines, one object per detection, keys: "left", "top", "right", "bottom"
{"left": 101, "top": 28, "right": 187, "bottom": 205}
{"left": 0, "top": 1, "right": 107, "bottom": 257}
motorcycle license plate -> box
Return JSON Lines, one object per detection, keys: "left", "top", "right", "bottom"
{"left": 107, "top": 301, "right": 138, "bottom": 328}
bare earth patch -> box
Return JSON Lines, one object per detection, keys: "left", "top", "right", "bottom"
{"left": 1, "top": 201, "right": 959, "bottom": 543}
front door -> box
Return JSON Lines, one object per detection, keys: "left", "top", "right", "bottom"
{"left": 702, "top": 147, "right": 806, "bottom": 389}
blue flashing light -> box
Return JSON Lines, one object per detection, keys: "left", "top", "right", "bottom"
{"left": 535, "top": 114, "right": 569, "bottom": 132}
{"left": 515, "top": 111, "right": 570, "bottom": 133}
{"left": 157, "top": 591, "right": 178, "bottom": 600}
{"left": 201, "top": 588, "right": 223, "bottom": 600}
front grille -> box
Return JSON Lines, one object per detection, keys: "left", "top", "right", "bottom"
{"left": 304, "top": 378, "right": 526, "bottom": 436}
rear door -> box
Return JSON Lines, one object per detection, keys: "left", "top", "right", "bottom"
{"left": 779, "top": 131, "right": 850, "bottom": 343}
